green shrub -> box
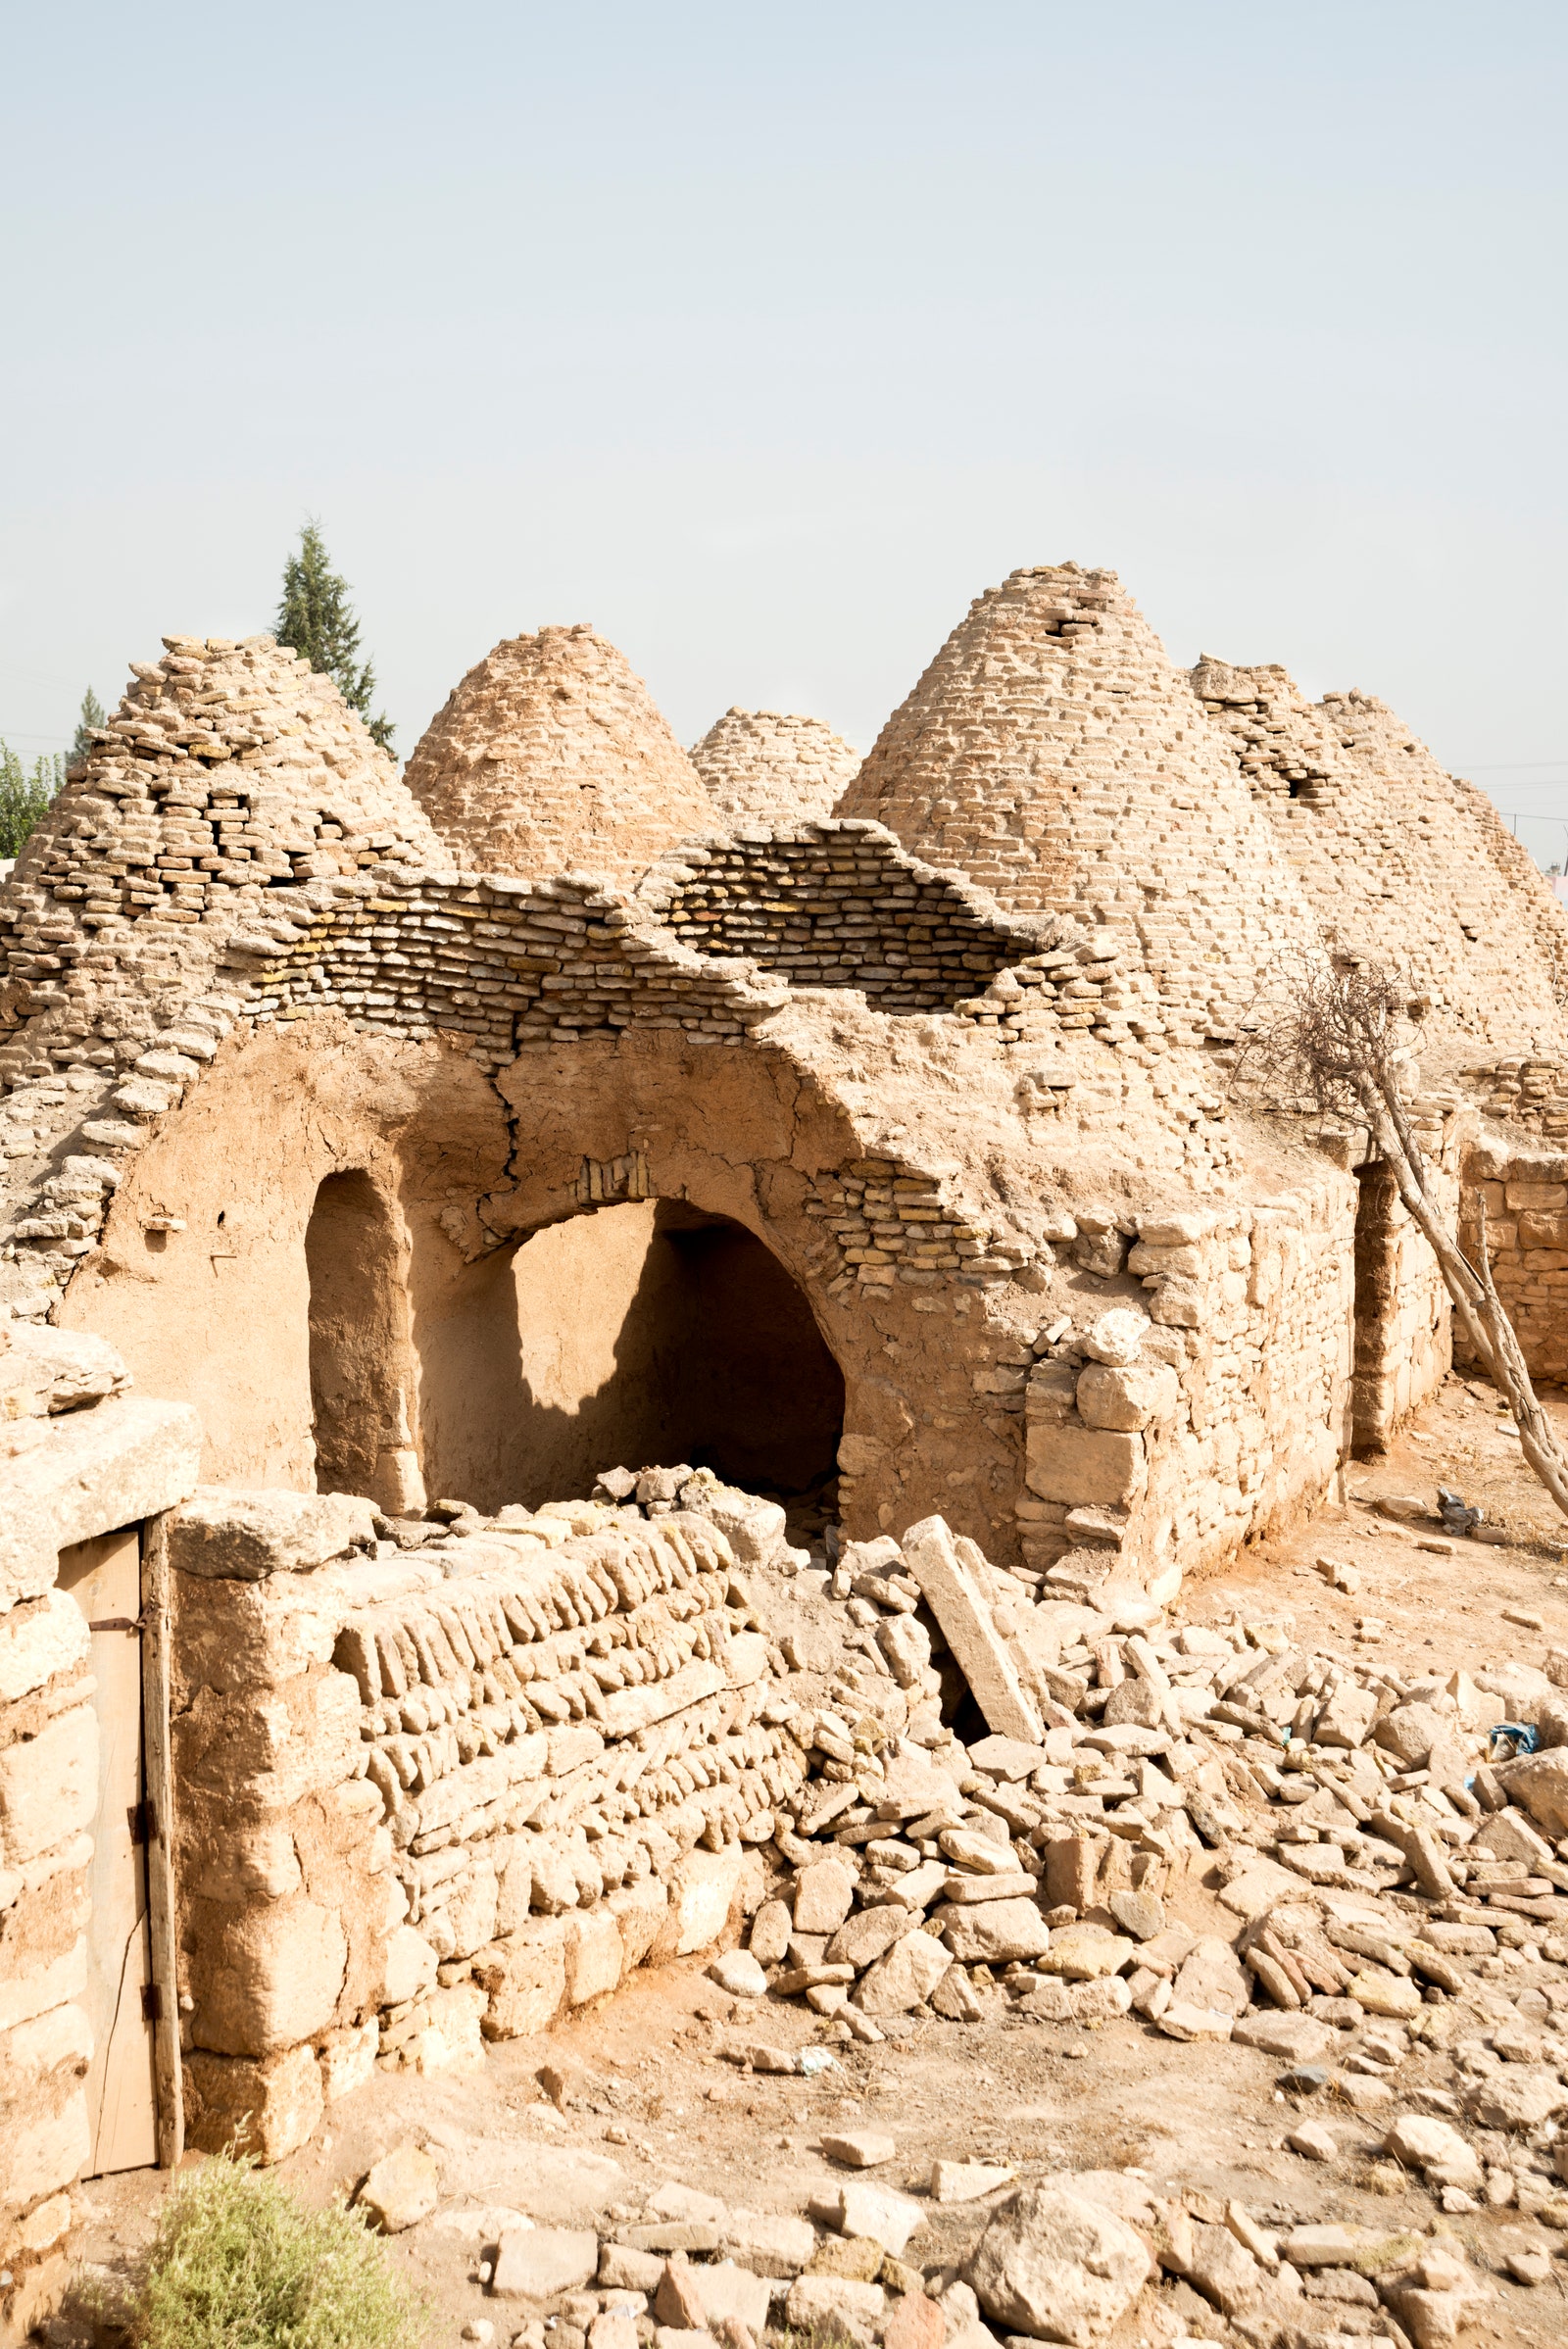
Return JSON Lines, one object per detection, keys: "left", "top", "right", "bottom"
{"left": 126, "top": 2150, "right": 427, "bottom": 2349}
{"left": 0, "top": 742, "right": 63, "bottom": 859}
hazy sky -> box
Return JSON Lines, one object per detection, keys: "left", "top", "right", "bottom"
{"left": 4, "top": 5, "right": 1565, "bottom": 856}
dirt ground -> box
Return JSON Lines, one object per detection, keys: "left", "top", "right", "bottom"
{"left": 64, "top": 1373, "right": 1568, "bottom": 2349}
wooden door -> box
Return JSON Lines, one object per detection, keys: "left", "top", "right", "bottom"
{"left": 57, "top": 1529, "right": 158, "bottom": 2175}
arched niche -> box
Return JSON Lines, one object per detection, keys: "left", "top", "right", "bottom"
{"left": 305, "top": 1168, "right": 424, "bottom": 1512}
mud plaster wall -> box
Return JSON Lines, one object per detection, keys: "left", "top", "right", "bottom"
{"left": 54, "top": 1021, "right": 514, "bottom": 1493}
{"left": 168, "top": 1501, "right": 793, "bottom": 2161}
{"left": 51, "top": 1019, "right": 1015, "bottom": 1550}
{"left": 48, "top": 1004, "right": 1405, "bottom": 1584}
{"left": 306, "top": 1170, "right": 422, "bottom": 1513}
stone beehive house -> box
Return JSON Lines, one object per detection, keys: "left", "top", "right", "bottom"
{"left": 3, "top": 563, "right": 1567, "bottom": 2334}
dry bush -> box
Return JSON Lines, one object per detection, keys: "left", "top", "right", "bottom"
{"left": 124, "top": 2150, "right": 425, "bottom": 2349}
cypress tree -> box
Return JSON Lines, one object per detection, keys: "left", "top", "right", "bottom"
{"left": 71, "top": 686, "right": 107, "bottom": 768}
{"left": 274, "top": 521, "right": 395, "bottom": 753}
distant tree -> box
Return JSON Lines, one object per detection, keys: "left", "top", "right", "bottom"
{"left": 0, "top": 744, "right": 64, "bottom": 859}
{"left": 71, "top": 686, "right": 107, "bottom": 767}
{"left": 274, "top": 520, "right": 395, "bottom": 753}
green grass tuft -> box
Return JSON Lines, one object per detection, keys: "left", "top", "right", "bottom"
{"left": 127, "top": 2150, "right": 426, "bottom": 2349}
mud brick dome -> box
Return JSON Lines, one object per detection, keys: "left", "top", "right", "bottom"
{"left": 689, "top": 708, "right": 860, "bottom": 827}
{"left": 13, "top": 559, "right": 1568, "bottom": 2325}
{"left": 405, "top": 623, "right": 717, "bottom": 887}
{"left": 834, "top": 564, "right": 1323, "bottom": 1039}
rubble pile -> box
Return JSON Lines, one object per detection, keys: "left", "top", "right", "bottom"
{"left": 453, "top": 2171, "right": 1519, "bottom": 2349}
{"left": 698, "top": 1493, "right": 1568, "bottom": 2257}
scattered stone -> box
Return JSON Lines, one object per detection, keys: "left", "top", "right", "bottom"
{"left": 491, "top": 2227, "right": 601, "bottom": 2301}
{"left": 721, "top": 2211, "right": 816, "bottom": 2277}
{"left": 923, "top": 2160, "right": 1016, "bottom": 2210}
{"left": 356, "top": 2141, "right": 440, "bottom": 2232}
{"left": 1106, "top": 1888, "right": 1164, "bottom": 1941}
{"left": 965, "top": 2180, "right": 1154, "bottom": 2344}
{"left": 785, "top": 2276, "right": 885, "bottom": 2346}
{"left": 709, "top": 1950, "right": 767, "bottom": 2000}
{"left": 1232, "top": 2014, "right": 1333, "bottom": 2063}
{"left": 821, "top": 2130, "right": 898, "bottom": 2170}
{"left": 856, "top": 1929, "right": 952, "bottom": 2015}
{"left": 808, "top": 2236, "right": 886, "bottom": 2283}
{"left": 1287, "top": 2124, "right": 1339, "bottom": 2162}
{"left": 883, "top": 2289, "right": 945, "bottom": 2349}
{"left": 793, "top": 1860, "right": 857, "bottom": 1935}
{"left": 1383, "top": 2116, "right": 1483, "bottom": 2190}
{"left": 1185, "top": 2219, "right": 1264, "bottom": 2314}
{"left": 834, "top": 2182, "right": 926, "bottom": 2258}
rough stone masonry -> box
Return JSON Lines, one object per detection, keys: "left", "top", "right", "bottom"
{"left": 5, "top": 556, "right": 1568, "bottom": 2340}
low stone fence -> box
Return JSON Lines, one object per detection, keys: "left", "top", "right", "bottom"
{"left": 168, "top": 1483, "right": 806, "bottom": 2162}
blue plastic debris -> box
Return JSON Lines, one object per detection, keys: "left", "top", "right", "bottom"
{"left": 798, "top": 2047, "right": 837, "bottom": 2077}
{"left": 1491, "top": 1722, "right": 1540, "bottom": 1755}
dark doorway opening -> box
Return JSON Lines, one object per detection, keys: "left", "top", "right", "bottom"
{"left": 421, "top": 1198, "right": 845, "bottom": 1516}
{"left": 1350, "top": 1159, "right": 1399, "bottom": 1455}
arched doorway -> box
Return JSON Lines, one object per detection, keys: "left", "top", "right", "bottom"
{"left": 415, "top": 1199, "right": 844, "bottom": 1522}
{"left": 305, "top": 1169, "right": 424, "bottom": 1511}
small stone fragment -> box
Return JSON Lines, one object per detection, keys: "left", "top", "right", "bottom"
{"left": 357, "top": 2141, "right": 440, "bottom": 2232}
{"left": 821, "top": 2130, "right": 898, "bottom": 2170}
{"left": 491, "top": 2227, "right": 601, "bottom": 2301}
{"left": 929, "top": 2160, "right": 1016, "bottom": 2205}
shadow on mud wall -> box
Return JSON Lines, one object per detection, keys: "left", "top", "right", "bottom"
{"left": 412, "top": 1198, "right": 844, "bottom": 1515}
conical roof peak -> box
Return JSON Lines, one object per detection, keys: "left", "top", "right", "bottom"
{"left": 405, "top": 626, "right": 714, "bottom": 887}
{"left": 835, "top": 563, "right": 1318, "bottom": 1030}
{"left": 689, "top": 707, "right": 860, "bottom": 827}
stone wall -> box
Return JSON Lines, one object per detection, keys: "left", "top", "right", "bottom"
{"left": 1458, "top": 1135, "right": 1568, "bottom": 1383}
{"left": 166, "top": 1484, "right": 797, "bottom": 2163}
{"left": 1014, "top": 1179, "right": 1357, "bottom": 1586}
{"left": 636, "top": 819, "right": 1054, "bottom": 1008}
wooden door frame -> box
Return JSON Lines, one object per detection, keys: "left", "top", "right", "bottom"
{"left": 139, "top": 1514, "right": 183, "bottom": 2168}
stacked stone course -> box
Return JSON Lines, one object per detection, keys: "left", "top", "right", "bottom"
{"left": 167, "top": 1483, "right": 808, "bottom": 2157}
{"left": 1192, "top": 657, "right": 1568, "bottom": 1056}
{"left": 637, "top": 819, "right": 1052, "bottom": 1009}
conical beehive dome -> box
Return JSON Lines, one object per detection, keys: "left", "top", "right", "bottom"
{"left": 836, "top": 563, "right": 1319, "bottom": 1032}
{"left": 1192, "top": 654, "right": 1568, "bottom": 1053}
{"left": 0, "top": 631, "right": 447, "bottom": 1091}
{"left": 689, "top": 708, "right": 860, "bottom": 827}
{"left": 405, "top": 623, "right": 715, "bottom": 886}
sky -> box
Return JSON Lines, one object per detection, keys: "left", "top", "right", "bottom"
{"left": 3, "top": 4, "right": 1565, "bottom": 858}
